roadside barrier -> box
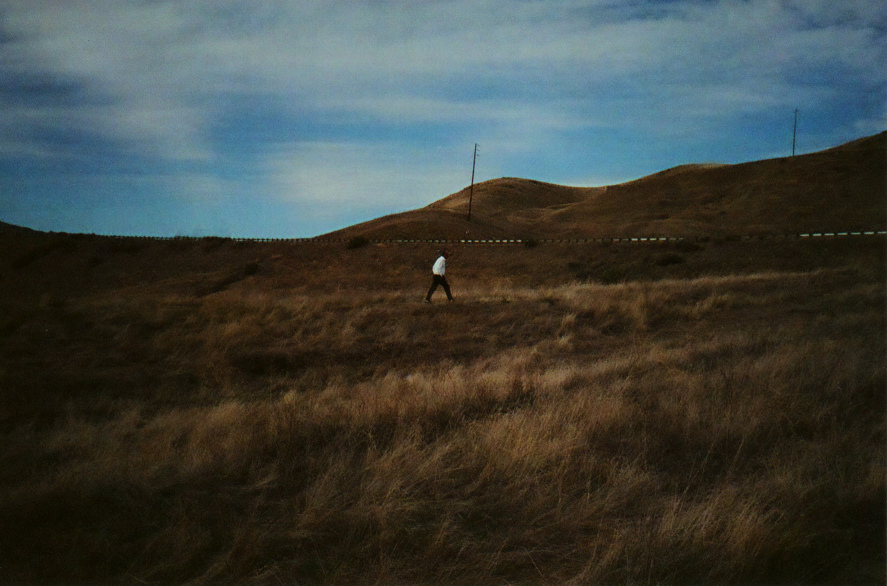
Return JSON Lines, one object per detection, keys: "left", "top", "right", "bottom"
{"left": 103, "top": 230, "right": 886, "bottom": 245}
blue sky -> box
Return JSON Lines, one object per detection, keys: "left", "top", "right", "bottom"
{"left": 1, "top": 0, "right": 884, "bottom": 237}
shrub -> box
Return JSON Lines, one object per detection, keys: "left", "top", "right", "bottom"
{"left": 11, "top": 237, "right": 79, "bottom": 269}
{"left": 675, "top": 240, "right": 704, "bottom": 253}
{"left": 654, "top": 252, "right": 685, "bottom": 266}
{"left": 105, "top": 237, "right": 148, "bottom": 254}
{"left": 599, "top": 265, "right": 627, "bottom": 284}
{"left": 346, "top": 236, "right": 370, "bottom": 249}
{"left": 201, "top": 236, "right": 229, "bottom": 252}
{"left": 167, "top": 236, "right": 199, "bottom": 251}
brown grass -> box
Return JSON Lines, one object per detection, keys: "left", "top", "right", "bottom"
{"left": 330, "top": 131, "right": 886, "bottom": 242}
{"left": 0, "top": 238, "right": 883, "bottom": 584}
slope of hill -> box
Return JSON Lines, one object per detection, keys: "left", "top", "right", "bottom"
{"left": 324, "top": 131, "right": 886, "bottom": 241}
{"left": 0, "top": 135, "right": 884, "bottom": 584}
{"left": 0, "top": 220, "right": 38, "bottom": 236}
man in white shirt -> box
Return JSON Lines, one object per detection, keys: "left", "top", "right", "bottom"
{"left": 425, "top": 250, "right": 453, "bottom": 303}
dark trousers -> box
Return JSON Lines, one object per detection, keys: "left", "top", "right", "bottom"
{"left": 426, "top": 274, "right": 452, "bottom": 301}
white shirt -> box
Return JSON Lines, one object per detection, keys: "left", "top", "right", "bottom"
{"left": 432, "top": 256, "right": 446, "bottom": 276}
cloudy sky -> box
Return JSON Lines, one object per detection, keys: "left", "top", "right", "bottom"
{"left": 1, "top": 1, "right": 884, "bottom": 237}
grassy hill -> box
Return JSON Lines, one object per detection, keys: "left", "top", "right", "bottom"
{"left": 0, "top": 133, "right": 884, "bottom": 584}
{"left": 325, "top": 131, "right": 886, "bottom": 241}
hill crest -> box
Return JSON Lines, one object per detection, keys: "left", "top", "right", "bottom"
{"left": 324, "top": 131, "right": 886, "bottom": 241}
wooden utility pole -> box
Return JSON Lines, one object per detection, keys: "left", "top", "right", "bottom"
{"left": 792, "top": 108, "right": 798, "bottom": 156}
{"left": 467, "top": 143, "right": 478, "bottom": 222}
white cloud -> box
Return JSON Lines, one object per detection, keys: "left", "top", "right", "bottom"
{"left": 2, "top": 1, "right": 216, "bottom": 161}
{"left": 4, "top": 0, "right": 883, "bottom": 142}
{"left": 261, "top": 141, "right": 465, "bottom": 210}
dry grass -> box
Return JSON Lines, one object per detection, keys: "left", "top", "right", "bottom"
{"left": 0, "top": 252, "right": 883, "bottom": 584}
{"left": 332, "top": 131, "right": 885, "bottom": 242}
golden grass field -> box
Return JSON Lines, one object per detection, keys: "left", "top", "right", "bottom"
{"left": 0, "top": 232, "right": 884, "bottom": 585}
{"left": 0, "top": 133, "right": 884, "bottom": 584}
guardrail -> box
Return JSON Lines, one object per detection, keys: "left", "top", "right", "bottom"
{"left": 102, "top": 231, "right": 886, "bottom": 245}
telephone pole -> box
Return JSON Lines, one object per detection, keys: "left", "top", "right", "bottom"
{"left": 792, "top": 108, "right": 798, "bottom": 156}
{"left": 467, "top": 143, "right": 478, "bottom": 222}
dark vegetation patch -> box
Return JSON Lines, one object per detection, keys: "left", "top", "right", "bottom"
{"left": 346, "top": 235, "right": 370, "bottom": 249}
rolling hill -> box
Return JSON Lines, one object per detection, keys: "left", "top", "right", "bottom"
{"left": 323, "top": 131, "right": 886, "bottom": 241}
{"left": 0, "top": 133, "right": 884, "bottom": 584}
{"left": 0, "top": 220, "right": 38, "bottom": 235}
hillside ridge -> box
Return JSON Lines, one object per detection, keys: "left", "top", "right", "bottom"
{"left": 324, "top": 131, "right": 886, "bottom": 241}
{"left": 1, "top": 132, "right": 884, "bottom": 241}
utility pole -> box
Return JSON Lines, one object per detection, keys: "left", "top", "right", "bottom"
{"left": 467, "top": 143, "right": 478, "bottom": 222}
{"left": 792, "top": 108, "right": 798, "bottom": 156}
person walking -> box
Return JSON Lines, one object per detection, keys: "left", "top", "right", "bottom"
{"left": 425, "top": 250, "right": 453, "bottom": 303}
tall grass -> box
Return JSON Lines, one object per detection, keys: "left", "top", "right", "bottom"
{"left": 0, "top": 268, "right": 883, "bottom": 583}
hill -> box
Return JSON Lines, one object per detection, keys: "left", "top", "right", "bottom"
{"left": 324, "top": 131, "right": 886, "bottom": 241}
{"left": 0, "top": 220, "right": 38, "bottom": 235}
{"left": 0, "top": 133, "right": 884, "bottom": 584}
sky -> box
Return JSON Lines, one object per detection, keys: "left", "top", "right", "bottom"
{"left": 1, "top": 0, "right": 885, "bottom": 238}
